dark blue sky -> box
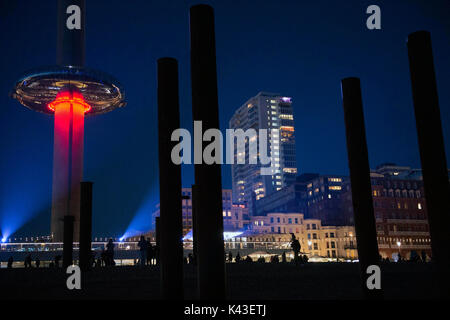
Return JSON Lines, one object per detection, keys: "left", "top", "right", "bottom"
{"left": 0, "top": 0, "right": 449, "bottom": 238}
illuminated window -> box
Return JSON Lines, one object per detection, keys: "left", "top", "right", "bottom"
{"left": 279, "top": 114, "right": 293, "bottom": 120}
{"left": 280, "top": 126, "right": 294, "bottom": 132}
{"left": 329, "top": 186, "right": 342, "bottom": 191}
{"left": 283, "top": 168, "right": 297, "bottom": 174}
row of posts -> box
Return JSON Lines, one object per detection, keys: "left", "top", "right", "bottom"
{"left": 155, "top": 3, "right": 450, "bottom": 300}
{"left": 60, "top": 5, "right": 449, "bottom": 300}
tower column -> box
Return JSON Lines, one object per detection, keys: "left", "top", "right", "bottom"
{"left": 50, "top": 89, "right": 87, "bottom": 242}
{"left": 57, "top": 0, "right": 86, "bottom": 67}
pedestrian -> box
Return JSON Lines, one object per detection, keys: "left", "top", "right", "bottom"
{"left": 24, "top": 254, "right": 32, "bottom": 268}
{"left": 137, "top": 236, "right": 148, "bottom": 267}
{"left": 228, "top": 251, "right": 233, "bottom": 263}
{"left": 106, "top": 238, "right": 115, "bottom": 266}
{"left": 35, "top": 257, "right": 40, "bottom": 268}
{"left": 7, "top": 256, "right": 13, "bottom": 268}
{"left": 421, "top": 250, "right": 427, "bottom": 263}
{"left": 146, "top": 238, "right": 153, "bottom": 266}
{"left": 55, "top": 255, "right": 61, "bottom": 268}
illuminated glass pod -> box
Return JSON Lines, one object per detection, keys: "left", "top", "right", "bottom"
{"left": 11, "top": 65, "right": 126, "bottom": 115}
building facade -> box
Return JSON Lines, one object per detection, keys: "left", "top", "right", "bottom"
{"left": 342, "top": 171, "right": 432, "bottom": 260}
{"left": 255, "top": 173, "right": 352, "bottom": 226}
{"left": 248, "top": 212, "right": 357, "bottom": 260}
{"left": 230, "top": 92, "right": 298, "bottom": 213}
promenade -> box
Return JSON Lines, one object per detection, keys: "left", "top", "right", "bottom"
{"left": 0, "top": 262, "right": 435, "bottom": 300}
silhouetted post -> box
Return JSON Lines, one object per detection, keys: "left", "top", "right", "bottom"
{"left": 155, "top": 216, "right": 160, "bottom": 264}
{"left": 57, "top": 0, "right": 85, "bottom": 67}
{"left": 191, "top": 184, "right": 199, "bottom": 264}
{"left": 79, "top": 181, "right": 93, "bottom": 271}
{"left": 407, "top": 31, "right": 450, "bottom": 298}
{"left": 157, "top": 57, "right": 183, "bottom": 299}
{"left": 341, "top": 77, "right": 382, "bottom": 299}
{"left": 190, "top": 4, "right": 226, "bottom": 300}
{"left": 63, "top": 215, "right": 74, "bottom": 268}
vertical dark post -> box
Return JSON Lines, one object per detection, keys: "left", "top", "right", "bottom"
{"left": 341, "top": 78, "right": 382, "bottom": 299}
{"left": 157, "top": 57, "right": 183, "bottom": 300}
{"left": 191, "top": 184, "right": 199, "bottom": 264}
{"left": 155, "top": 216, "right": 161, "bottom": 265}
{"left": 407, "top": 31, "right": 450, "bottom": 298}
{"left": 63, "top": 215, "right": 74, "bottom": 268}
{"left": 190, "top": 4, "right": 226, "bottom": 300}
{"left": 57, "top": 0, "right": 85, "bottom": 67}
{"left": 79, "top": 181, "right": 93, "bottom": 271}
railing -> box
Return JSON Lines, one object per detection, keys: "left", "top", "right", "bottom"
{"left": 0, "top": 240, "right": 293, "bottom": 252}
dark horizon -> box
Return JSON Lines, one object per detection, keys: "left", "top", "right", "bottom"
{"left": 0, "top": 0, "right": 449, "bottom": 238}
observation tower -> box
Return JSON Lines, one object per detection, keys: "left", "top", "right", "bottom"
{"left": 11, "top": 0, "right": 125, "bottom": 241}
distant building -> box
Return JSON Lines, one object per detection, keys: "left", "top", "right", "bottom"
{"left": 152, "top": 188, "right": 250, "bottom": 235}
{"left": 372, "top": 162, "right": 450, "bottom": 181}
{"left": 253, "top": 163, "right": 434, "bottom": 260}
{"left": 342, "top": 172, "right": 432, "bottom": 260}
{"left": 255, "top": 173, "right": 352, "bottom": 226}
{"left": 248, "top": 212, "right": 357, "bottom": 260}
{"left": 230, "top": 92, "right": 298, "bottom": 213}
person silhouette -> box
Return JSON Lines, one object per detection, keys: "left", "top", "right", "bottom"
{"left": 137, "top": 236, "right": 148, "bottom": 267}
{"left": 7, "top": 256, "right": 13, "bottom": 268}
{"left": 100, "top": 249, "right": 107, "bottom": 266}
{"left": 106, "top": 238, "right": 115, "bottom": 266}
{"left": 290, "top": 233, "right": 301, "bottom": 265}
{"left": 421, "top": 250, "right": 427, "bottom": 263}
{"left": 235, "top": 252, "right": 241, "bottom": 263}
{"left": 55, "top": 255, "right": 62, "bottom": 268}
{"left": 35, "top": 257, "right": 40, "bottom": 268}
{"left": 228, "top": 251, "right": 233, "bottom": 263}
{"left": 146, "top": 238, "right": 153, "bottom": 266}
{"left": 24, "top": 254, "right": 32, "bottom": 268}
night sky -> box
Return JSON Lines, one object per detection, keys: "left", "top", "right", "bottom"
{"left": 0, "top": 0, "right": 449, "bottom": 238}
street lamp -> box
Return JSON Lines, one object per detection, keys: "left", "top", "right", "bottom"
{"left": 307, "top": 240, "right": 312, "bottom": 255}
{"left": 396, "top": 241, "right": 401, "bottom": 261}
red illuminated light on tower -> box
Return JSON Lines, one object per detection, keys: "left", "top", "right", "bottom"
{"left": 48, "top": 87, "right": 89, "bottom": 242}
{"left": 48, "top": 89, "right": 91, "bottom": 113}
